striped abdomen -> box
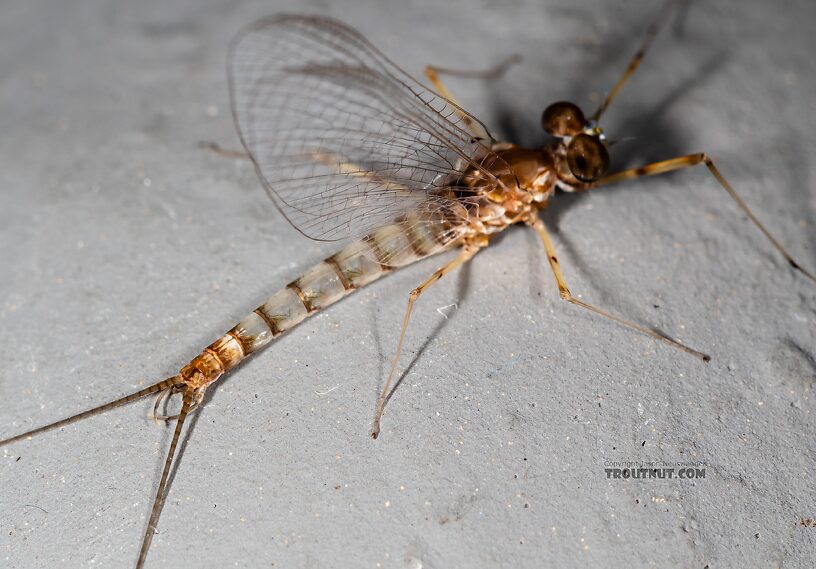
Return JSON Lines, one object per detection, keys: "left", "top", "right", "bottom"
{"left": 179, "top": 216, "right": 461, "bottom": 390}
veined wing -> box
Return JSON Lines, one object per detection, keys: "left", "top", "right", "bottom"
{"left": 228, "top": 13, "right": 504, "bottom": 251}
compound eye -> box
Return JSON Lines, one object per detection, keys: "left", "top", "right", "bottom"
{"left": 541, "top": 101, "right": 586, "bottom": 137}
{"left": 566, "top": 134, "right": 610, "bottom": 182}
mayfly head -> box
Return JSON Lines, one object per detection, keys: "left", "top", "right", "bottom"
{"left": 541, "top": 101, "right": 610, "bottom": 184}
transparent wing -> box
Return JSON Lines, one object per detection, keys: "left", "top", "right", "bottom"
{"left": 228, "top": 13, "right": 503, "bottom": 244}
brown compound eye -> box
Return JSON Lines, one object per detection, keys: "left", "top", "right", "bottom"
{"left": 566, "top": 134, "right": 610, "bottom": 182}
{"left": 541, "top": 101, "right": 586, "bottom": 137}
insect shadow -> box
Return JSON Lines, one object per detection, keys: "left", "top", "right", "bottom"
{"left": 365, "top": 8, "right": 741, "bottom": 416}
{"left": 457, "top": 12, "right": 733, "bottom": 321}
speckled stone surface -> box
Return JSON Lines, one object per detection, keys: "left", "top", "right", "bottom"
{"left": 1, "top": 0, "right": 815, "bottom": 567}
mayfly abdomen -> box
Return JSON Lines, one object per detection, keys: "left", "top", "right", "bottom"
{"left": 188, "top": 220, "right": 455, "bottom": 387}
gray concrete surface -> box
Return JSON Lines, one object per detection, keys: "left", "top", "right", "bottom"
{"left": 1, "top": 0, "right": 815, "bottom": 567}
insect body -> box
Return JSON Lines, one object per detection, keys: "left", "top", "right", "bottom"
{"left": 2, "top": 11, "right": 814, "bottom": 569}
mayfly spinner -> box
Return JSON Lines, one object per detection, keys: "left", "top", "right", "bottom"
{"left": 3, "top": 10, "right": 814, "bottom": 569}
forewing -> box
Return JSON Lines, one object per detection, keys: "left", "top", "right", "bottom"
{"left": 228, "top": 14, "right": 499, "bottom": 243}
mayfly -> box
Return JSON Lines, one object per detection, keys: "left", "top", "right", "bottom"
{"left": 3, "top": 10, "right": 814, "bottom": 569}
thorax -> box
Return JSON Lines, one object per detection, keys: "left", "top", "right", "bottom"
{"left": 455, "top": 143, "right": 560, "bottom": 236}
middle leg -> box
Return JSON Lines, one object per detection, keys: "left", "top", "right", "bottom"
{"left": 530, "top": 217, "right": 709, "bottom": 361}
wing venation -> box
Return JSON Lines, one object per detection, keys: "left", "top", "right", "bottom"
{"left": 228, "top": 14, "right": 502, "bottom": 243}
